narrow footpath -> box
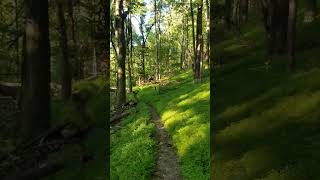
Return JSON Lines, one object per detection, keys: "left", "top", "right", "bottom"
{"left": 147, "top": 103, "right": 183, "bottom": 180}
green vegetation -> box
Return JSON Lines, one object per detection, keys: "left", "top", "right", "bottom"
{"left": 214, "top": 11, "right": 320, "bottom": 180}
{"left": 46, "top": 77, "right": 107, "bottom": 180}
{"left": 138, "top": 70, "right": 210, "bottom": 179}
{"left": 111, "top": 102, "right": 156, "bottom": 180}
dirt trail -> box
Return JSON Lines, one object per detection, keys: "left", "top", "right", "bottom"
{"left": 147, "top": 103, "right": 183, "bottom": 180}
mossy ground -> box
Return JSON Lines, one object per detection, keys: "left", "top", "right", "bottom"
{"left": 213, "top": 8, "right": 320, "bottom": 180}
{"left": 45, "top": 77, "right": 107, "bottom": 180}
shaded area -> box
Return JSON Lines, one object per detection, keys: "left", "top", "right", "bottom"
{"left": 213, "top": 12, "right": 320, "bottom": 180}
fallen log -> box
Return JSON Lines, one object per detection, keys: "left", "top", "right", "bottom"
{"left": 110, "top": 111, "right": 130, "bottom": 124}
{"left": 3, "top": 161, "right": 63, "bottom": 180}
{"left": 0, "top": 82, "right": 20, "bottom": 99}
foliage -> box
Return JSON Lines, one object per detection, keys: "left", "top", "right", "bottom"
{"left": 110, "top": 102, "right": 156, "bottom": 180}
{"left": 138, "top": 70, "right": 210, "bottom": 179}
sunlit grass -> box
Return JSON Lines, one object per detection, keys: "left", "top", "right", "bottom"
{"left": 138, "top": 70, "right": 210, "bottom": 179}
{"left": 110, "top": 103, "right": 156, "bottom": 180}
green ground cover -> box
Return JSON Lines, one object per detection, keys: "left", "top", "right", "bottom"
{"left": 213, "top": 11, "right": 320, "bottom": 180}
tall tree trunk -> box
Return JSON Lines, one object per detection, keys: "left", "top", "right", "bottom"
{"left": 190, "top": 0, "right": 196, "bottom": 73}
{"left": 14, "top": 0, "right": 20, "bottom": 73}
{"left": 240, "top": 0, "right": 248, "bottom": 23}
{"left": 101, "top": 0, "right": 110, "bottom": 177}
{"left": 21, "top": 0, "right": 50, "bottom": 139}
{"left": 180, "top": 16, "right": 185, "bottom": 70}
{"left": 288, "top": 0, "right": 297, "bottom": 72}
{"left": 304, "top": 0, "right": 317, "bottom": 23}
{"left": 206, "top": 0, "right": 210, "bottom": 68}
{"left": 261, "top": 0, "right": 289, "bottom": 56}
{"left": 225, "top": 0, "right": 232, "bottom": 29}
{"left": 195, "top": 0, "right": 203, "bottom": 79}
{"left": 128, "top": 11, "right": 133, "bottom": 93}
{"left": 57, "top": 0, "right": 71, "bottom": 100}
{"left": 114, "top": 0, "right": 127, "bottom": 106}
{"left": 67, "top": 0, "right": 80, "bottom": 80}
{"left": 210, "top": 0, "right": 215, "bottom": 178}
{"left": 142, "top": 42, "right": 146, "bottom": 80}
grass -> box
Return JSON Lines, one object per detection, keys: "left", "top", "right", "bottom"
{"left": 110, "top": 101, "right": 156, "bottom": 180}
{"left": 45, "top": 77, "right": 107, "bottom": 180}
{"left": 137, "top": 70, "right": 210, "bottom": 180}
{"left": 213, "top": 10, "right": 320, "bottom": 180}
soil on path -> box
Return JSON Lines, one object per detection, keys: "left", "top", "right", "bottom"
{"left": 147, "top": 103, "right": 183, "bottom": 180}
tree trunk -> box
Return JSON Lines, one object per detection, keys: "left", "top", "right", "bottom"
{"left": 195, "top": 0, "right": 203, "bottom": 79}
{"left": 128, "top": 12, "right": 133, "bottom": 93}
{"left": 101, "top": 0, "right": 110, "bottom": 176}
{"left": 114, "top": 0, "right": 127, "bottom": 106}
{"left": 225, "top": 0, "right": 232, "bottom": 29}
{"left": 14, "top": 0, "right": 20, "bottom": 73}
{"left": 210, "top": 0, "right": 215, "bottom": 178}
{"left": 261, "top": 0, "right": 289, "bottom": 56}
{"left": 304, "top": 0, "right": 317, "bottom": 23}
{"left": 67, "top": 0, "right": 80, "bottom": 80}
{"left": 240, "top": 0, "right": 248, "bottom": 23}
{"left": 57, "top": 0, "right": 71, "bottom": 100}
{"left": 21, "top": 0, "right": 50, "bottom": 139}
{"left": 206, "top": 0, "right": 210, "bottom": 68}
{"left": 288, "top": 0, "right": 297, "bottom": 72}
{"left": 190, "top": 0, "right": 196, "bottom": 73}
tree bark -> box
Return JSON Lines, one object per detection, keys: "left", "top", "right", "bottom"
{"left": 288, "top": 0, "right": 297, "bottom": 72}
{"left": 101, "top": 0, "right": 110, "bottom": 177}
{"left": 261, "top": 0, "right": 289, "bottom": 56}
{"left": 210, "top": 0, "right": 215, "bottom": 178}
{"left": 195, "top": 0, "right": 203, "bottom": 79}
{"left": 114, "top": 0, "right": 127, "bottom": 106}
{"left": 21, "top": 0, "right": 51, "bottom": 139}
{"left": 67, "top": 0, "right": 80, "bottom": 80}
{"left": 240, "top": 0, "right": 248, "bottom": 23}
{"left": 57, "top": 0, "right": 72, "bottom": 100}
{"left": 190, "top": 0, "right": 196, "bottom": 73}
{"left": 128, "top": 11, "right": 133, "bottom": 93}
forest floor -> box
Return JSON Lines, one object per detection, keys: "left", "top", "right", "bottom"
{"left": 147, "top": 103, "right": 182, "bottom": 180}
{"left": 111, "top": 70, "right": 210, "bottom": 180}
{"left": 213, "top": 13, "right": 320, "bottom": 179}
{"left": 45, "top": 77, "right": 107, "bottom": 180}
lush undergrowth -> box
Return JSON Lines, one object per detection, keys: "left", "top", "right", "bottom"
{"left": 110, "top": 101, "right": 156, "bottom": 180}
{"left": 45, "top": 77, "right": 107, "bottom": 180}
{"left": 213, "top": 10, "right": 320, "bottom": 180}
{"left": 138, "top": 70, "right": 210, "bottom": 179}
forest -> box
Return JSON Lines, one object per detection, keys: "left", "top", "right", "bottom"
{"left": 0, "top": 0, "right": 109, "bottom": 179}
{"left": 110, "top": 0, "right": 210, "bottom": 179}
{"left": 212, "top": 0, "right": 320, "bottom": 179}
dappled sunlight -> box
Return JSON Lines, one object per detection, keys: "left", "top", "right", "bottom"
{"left": 111, "top": 103, "right": 156, "bottom": 179}
{"left": 138, "top": 70, "right": 210, "bottom": 179}
{"left": 175, "top": 124, "right": 209, "bottom": 157}
{"left": 177, "top": 90, "right": 210, "bottom": 107}
{"left": 217, "top": 90, "right": 320, "bottom": 145}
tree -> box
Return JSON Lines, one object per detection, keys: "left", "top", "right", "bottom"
{"left": 21, "top": 0, "right": 51, "bottom": 139}
{"left": 195, "top": 0, "right": 203, "bottom": 79}
{"left": 240, "top": 0, "right": 248, "bottom": 23}
{"left": 114, "top": 0, "right": 128, "bottom": 106}
{"left": 190, "top": 0, "right": 196, "bottom": 73}
{"left": 288, "top": 0, "right": 297, "bottom": 72}
{"left": 127, "top": 9, "right": 133, "bottom": 92}
{"left": 57, "top": 0, "right": 72, "bottom": 100}
{"left": 260, "top": 0, "right": 289, "bottom": 56}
